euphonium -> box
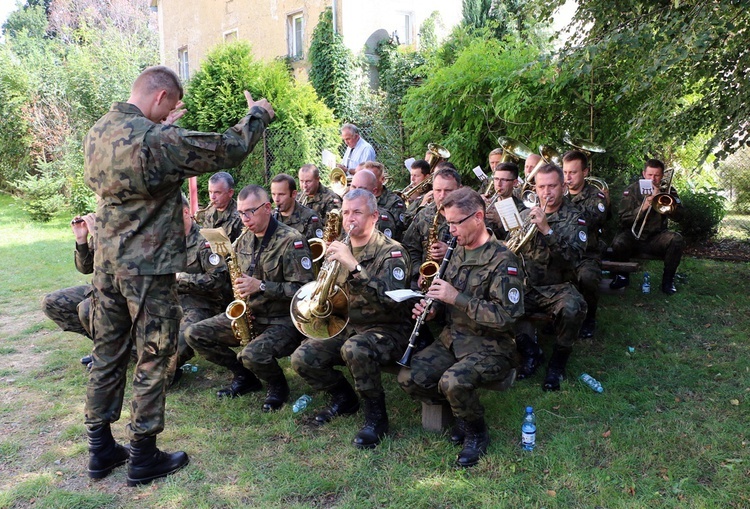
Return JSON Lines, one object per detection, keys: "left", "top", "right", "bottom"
{"left": 395, "top": 143, "right": 450, "bottom": 202}
{"left": 290, "top": 224, "right": 353, "bottom": 340}
{"left": 307, "top": 209, "right": 342, "bottom": 277}
{"left": 418, "top": 206, "right": 443, "bottom": 293}
{"left": 505, "top": 196, "right": 548, "bottom": 254}
{"left": 225, "top": 228, "right": 257, "bottom": 347}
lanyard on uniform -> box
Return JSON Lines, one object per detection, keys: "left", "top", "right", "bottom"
{"left": 249, "top": 217, "right": 278, "bottom": 277}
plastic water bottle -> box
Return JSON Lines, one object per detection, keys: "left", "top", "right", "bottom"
{"left": 292, "top": 394, "right": 312, "bottom": 413}
{"left": 580, "top": 373, "right": 604, "bottom": 393}
{"left": 641, "top": 272, "right": 651, "bottom": 293}
{"left": 521, "top": 406, "right": 536, "bottom": 451}
{"left": 180, "top": 363, "right": 198, "bottom": 373}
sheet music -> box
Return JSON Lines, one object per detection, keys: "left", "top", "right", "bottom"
{"left": 321, "top": 149, "right": 337, "bottom": 169}
{"left": 472, "top": 166, "right": 488, "bottom": 182}
{"left": 404, "top": 157, "right": 416, "bottom": 170}
{"left": 386, "top": 289, "right": 424, "bottom": 302}
{"left": 198, "top": 228, "right": 232, "bottom": 255}
{"left": 494, "top": 198, "right": 523, "bottom": 230}
{"left": 639, "top": 179, "right": 654, "bottom": 195}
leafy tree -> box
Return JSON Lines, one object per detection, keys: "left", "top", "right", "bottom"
{"left": 308, "top": 8, "right": 354, "bottom": 120}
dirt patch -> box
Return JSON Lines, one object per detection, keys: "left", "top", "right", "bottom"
{"left": 685, "top": 238, "right": 750, "bottom": 262}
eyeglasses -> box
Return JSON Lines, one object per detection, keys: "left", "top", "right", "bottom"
{"left": 445, "top": 212, "right": 476, "bottom": 228}
{"left": 238, "top": 202, "right": 268, "bottom": 219}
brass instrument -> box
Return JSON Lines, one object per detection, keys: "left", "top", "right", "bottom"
{"left": 395, "top": 143, "right": 450, "bottom": 203}
{"left": 520, "top": 145, "right": 561, "bottom": 207}
{"left": 307, "top": 209, "right": 342, "bottom": 277}
{"left": 585, "top": 176, "right": 609, "bottom": 193}
{"left": 218, "top": 229, "right": 256, "bottom": 347}
{"left": 564, "top": 135, "right": 609, "bottom": 190}
{"left": 418, "top": 206, "right": 443, "bottom": 293}
{"left": 631, "top": 169, "right": 676, "bottom": 240}
{"left": 329, "top": 167, "right": 350, "bottom": 197}
{"left": 482, "top": 137, "right": 535, "bottom": 196}
{"left": 290, "top": 224, "right": 353, "bottom": 340}
{"left": 505, "top": 196, "right": 548, "bottom": 253}
{"left": 298, "top": 192, "right": 309, "bottom": 207}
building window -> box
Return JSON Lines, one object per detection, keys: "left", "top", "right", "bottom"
{"left": 287, "top": 11, "right": 304, "bottom": 60}
{"left": 401, "top": 12, "right": 413, "bottom": 45}
{"left": 178, "top": 47, "right": 189, "bottom": 81}
{"left": 224, "top": 30, "right": 238, "bottom": 42}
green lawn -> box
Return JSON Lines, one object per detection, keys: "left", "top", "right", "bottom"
{"left": 0, "top": 193, "right": 748, "bottom": 508}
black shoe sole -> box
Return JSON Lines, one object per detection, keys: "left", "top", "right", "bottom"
{"left": 216, "top": 383, "right": 263, "bottom": 398}
{"left": 126, "top": 457, "right": 190, "bottom": 487}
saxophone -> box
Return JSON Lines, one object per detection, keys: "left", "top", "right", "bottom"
{"left": 308, "top": 209, "right": 342, "bottom": 276}
{"left": 418, "top": 206, "right": 443, "bottom": 293}
{"left": 224, "top": 228, "right": 257, "bottom": 347}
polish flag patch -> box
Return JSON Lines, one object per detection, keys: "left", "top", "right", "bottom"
{"left": 391, "top": 251, "right": 403, "bottom": 258}
{"left": 508, "top": 266, "right": 518, "bottom": 276}
{"left": 381, "top": 215, "right": 390, "bottom": 221}
{"left": 598, "top": 192, "right": 606, "bottom": 199}
{"left": 311, "top": 216, "right": 319, "bottom": 222}
{"left": 623, "top": 190, "right": 630, "bottom": 196}
{"left": 204, "top": 242, "right": 211, "bottom": 248}
{"left": 578, "top": 218, "right": 587, "bottom": 225}
{"left": 294, "top": 240, "right": 304, "bottom": 249}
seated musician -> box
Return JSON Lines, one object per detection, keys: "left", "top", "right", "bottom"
{"left": 362, "top": 161, "right": 406, "bottom": 241}
{"left": 401, "top": 159, "right": 432, "bottom": 229}
{"left": 513, "top": 164, "right": 588, "bottom": 391}
{"left": 270, "top": 173, "right": 324, "bottom": 240}
{"left": 291, "top": 189, "right": 411, "bottom": 449}
{"left": 195, "top": 171, "right": 244, "bottom": 242}
{"left": 297, "top": 163, "right": 342, "bottom": 220}
{"left": 401, "top": 167, "right": 461, "bottom": 291}
{"left": 350, "top": 169, "right": 399, "bottom": 239}
{"left": 609, "top": 159, "right": 685, "bottom": 294}
{"left": 398, "top": 187, "right": 524, "bottom": 467}
{"left": 485, "top": 162, "right": 526, "bottom": 240}
{"left": 185, "top": 185, "right": 314, "bottom": 411}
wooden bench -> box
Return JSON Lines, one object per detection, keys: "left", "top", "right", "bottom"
{"left": 383, "top": 364, "right": 516, "bottom": 432}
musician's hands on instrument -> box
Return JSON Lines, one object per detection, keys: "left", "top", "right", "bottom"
{"left": 425, "top": 278, "right": 459, "bottom": 305}
{"left": 327, "top": 240, "right": 358, "bottom": 272}
{"left": 429, "top": 240, "right": 449, "bottom": 262}
{"left": 640, "top": 193, "right": 655, "bottom": 211}
{"left": 71, "top": 213, "right": 96, "bottom": 244}
{"left": 162, "top": 101, "right": 186, "bottom": 125}
{"left": 412, "top": 298, "right": 437, "bottom": 321}
{"left": 236, "top": 274, "right": 264, "bottom": 298}
{"left": 420, "top": 191, "right": 434, "bottom": 207}
{"left": 528, "top": 206, "right": 551, "bottom": 235}
{"left": 244, "top": 90, "right": 275, "bottom": 120}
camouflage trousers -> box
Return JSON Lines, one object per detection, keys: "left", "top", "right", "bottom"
{"left": 517, "top": 283, "right": 587, "bottom": 348}
{"left": 575, "top": 257, "right": 602, "bottom": 320}
{"left": 185, "top": 313, "right": 303, "bottom": 382}
{"left": 41, "top": 284, "right": 92, "bottom": 339}
{"left": 610, "top": 230, "right": 684, "bottom": 274}
{"left": 398, "top": 341, "right": 514, "bottom": 421}
{"left": 165, "top": 306, "right": 220, "bottom": 383}
{"left": 291, "top": 325, "right": 409, "bottom": 399}
{"left": 86, "top": 272, "right": 181, "bottom": 441}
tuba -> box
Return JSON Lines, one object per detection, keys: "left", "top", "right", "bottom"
{"left": 631, "top": 169, "right": 677, "bottom": 240}
{"left": 290, "top": 225, "right": 353, "bottom": 340}
{"left": 395, "top": 143, "right": 450, "bottom": 203}
{"left": 564, "top": 135, "right": 609, "bottom": 190}
{"left": 418, "top": 206, "right": 443, "bottom": 293}
{"left": 307, "top": 209, "right": 342, "bottom": 277}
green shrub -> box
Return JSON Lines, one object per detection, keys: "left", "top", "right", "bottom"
{"left": 12, "top": 171, "right": 67, "bottom": 222}
{"left": 674, "top": 186, "right": 726, "bottom": 242}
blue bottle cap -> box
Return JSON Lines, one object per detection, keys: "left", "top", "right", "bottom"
{"left": 526, "top": 406, "right": 533, "bottom": 413}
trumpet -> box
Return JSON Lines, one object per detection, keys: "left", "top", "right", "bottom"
{"left": 631, "top": 169, "right": 676, "bottom": 240}
{"left": 395, "top": 143, "right": 450, "bottom": 203}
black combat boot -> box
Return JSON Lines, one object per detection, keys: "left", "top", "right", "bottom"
{"left": 314, "top": 378, "right": 360, "bottom": 424}
{"left": 216, "top": 364, "right": 262, "bottom": 398}
{"left": 352, "top": 394, "right": 388, "bottom": 449}
{"left": 456, "top": 418, "right": 489, "bottom": 468}
{"left": 516, "top": 334, "right": 544, "bottom": 380}
{"left": 609, "top": 273, "right": 630, "bottom": 289}
{"left": 542, "top": 345, "right": 573, "bottom": 391}
{"left": 126, "top": 436, "right": 189, "bottom": 487}
{"left": 261, "top": 376, "right": 290, "bottom": 412}
{"left": 87, "top": 423, "right": 129, "bottom": 479}
{"left": 661, "top": 268, "right": 677, "bottom": 295}
{"left": 579, "top": 318, "right": 597, "bottom": 339}
{"left": 449, "top": 417, "right": 466, "bottom": 446}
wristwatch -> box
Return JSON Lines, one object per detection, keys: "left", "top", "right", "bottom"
{"left": 351, "top": 264, "right": 362, "bottom": 275}
{"left": 259, "top": 281, "right": 266, "bottom": 293}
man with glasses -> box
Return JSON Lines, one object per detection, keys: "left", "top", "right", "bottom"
{"left": 398, "top": 187, "right": 525, "bottom": 467}
{"left": 485, "top": 162, "right": 526, "bottom": 240}
{"left": 185, "top": 185, "right": 314, "bottom": 411}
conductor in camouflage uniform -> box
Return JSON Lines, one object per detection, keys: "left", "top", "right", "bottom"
{"left": 270, "top": 173, "right": 324, "bottom": 240}
{"left": 399, "top": 188, "right": 525, "bottom": 468}
{"left": 563, "top": 151, "right": 609, "bottom": 338}
{"left": 185, "top": 185, "right": 314, "bottom": 411}
{"left": 298, "top": 164, "right": 342, "bottom": 220}
{"left": 292, "top": 188, "right": 411, "bottom": 449}
{"left": 195, "top": 172, "right": 244, "bottom": 242}
{"left": 363, "top": 161, "right": 407, "bottom": 241}
{"left": 609, "top": 159, "right": 685, "bottom": 295}
{"left": 513, "top": 164, "right": 588, "bottom": 391}
{"left": 168, "top": 196, "right": 230, "bottom": 386}
{"left": 83, "top": 65, "right": 274, "bottom": 485}
{"left": 402, "top": 167, "right": 461, "bottom": 290}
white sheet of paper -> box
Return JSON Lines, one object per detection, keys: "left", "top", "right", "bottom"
{"left": 386, "top": 289, "right": 424, "bottom": 302}
{"left": 639, "top": 179, "right": 654, "bottom": 195}
{"left": 198, "top": 228, "right": 232, "bottom": 255}
{"left": 472, "top": 166, "right": 488, "bottom": 182}
{"left": 495, "top": 198, "right": 522, "bottom": 230}
{"left": 404, "top": 157, "right": 416, "bottom": 170}
{"left": 322, "top": 149, "right": 337, "bottom": 169}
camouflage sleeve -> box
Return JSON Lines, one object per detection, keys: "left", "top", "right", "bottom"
{"left": 618, "top": 187, "right": 641, "bottom": 228}
{"left": 350, "top": 250, "right": 410, "bottom": 310}
{"left": 226, "top": 214, "right": 245, "bottom": 243}
{"left": 264, "top": 237, "right": 315, "bottom": 299}
{"left": 543, "top": 218, "right": 587, "bottom": 266}
{"left": 74, "top": 241, "right": 94, "bottom": 275}
{"left": 401, "top": 218, "right": 424, "bottom": 283}
{"left": 580, "top": 194, "right": 608, "bottom": 230}
{"left": 391, "top": 199, "right": 406, "bottom": 241}
{"left": 176, "top": 250, "right": 229, "bottom": 297}
{"left": 453, "top": 252, "right": 525, "bottom": 330}
{"left": 305, "top": 215, "right": 324, "bottom": 241}
{"left": 324, "top": 193, "right": 343, "bottom": 218}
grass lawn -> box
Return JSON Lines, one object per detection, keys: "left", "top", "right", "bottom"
{"left": 0, "top": 193, "right": 748, "bottom": 508}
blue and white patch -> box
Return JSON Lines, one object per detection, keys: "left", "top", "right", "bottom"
{"left": 315, "top": 228, "right": 324, "bottom": 238}
{"left": 508, "top": 287, "right": 520, "bottom": 304}
{"left": 392, "top": 267, "right": 405, "bottom": 281}
{"left": 399, "top": 213, "right": 405, "bottom": 223}
{"left": 208, "top": 253, "right": 221, "bottom": 266}
{"left": 597, "top": 202, "right": 606, "bottom": 213}
{"left": 301, "top": 257, "right": 312, "bottom": 270}
{"left": 578, "top": 230, "right": 588, "bottom": 243}
{"left": 384, "top": 228, "right": 393, "bottom": 238}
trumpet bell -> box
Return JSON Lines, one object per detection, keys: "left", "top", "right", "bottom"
{"left": 585, "top": 176, "right": 609, "bottom": 192}
{"left": 521, "top": 190, "right": 539, "bottom": 209}
{"left": 497, "top": 136, "right": 534, "bottom": 163}
{"left": 290, "top": 281, "right": 349, "bottom": 340}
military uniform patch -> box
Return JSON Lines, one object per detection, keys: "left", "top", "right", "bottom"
{"left": 597, "top": 202, "right": 606, "bottom": 213}
{"left": 393, "top": 267, "right": 405, "bottom": 281}
{"left": 508, "top": 287, "right": 520, "bottom": 304}
{"left": 508, "top": 266, "right": 518, "bottom": 276}
{"left": 311, "top": 216, "right": 319, "bottom": 222}
{"left": 623, "top": 190, "right": 630, "bottom": 196}
{"left": 294, "top": 240, "right": 304, "bottom": 249}
{"left": 315, "top": 228, "right": 324, "bottom": 238}
{"left": 384, "top": 228, "right": 393, "bottom": 238}
{"left": 399, "top": 213, "right": 405, "bottom": 223}
{"left": 301, "top": 257, "right": 312, "bottom": 270}
{"left": 381, "top": 214, "right": 390, "bottom": 222}
{"left": 208, "top": 253, "right": 221, "bottom": 266}
{"left": 597, "top": 192, "right": 606, "bottom": 199}
{"left": 391, "top": 250, "right": 403, "bottom": 258}
{"left": 579, "top": 230, "right": 588, "bottom": 242}
{"left": 578, "top": 218, "right": 587, "bottom": 225}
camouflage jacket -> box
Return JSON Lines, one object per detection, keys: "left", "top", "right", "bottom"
{"left": 84, "top": 101, "right": 271, "bottom": 276}
{"left": 344, "top": 229, "right": 411, "bottom": 329}
{"left": 401, "top": 194, "right": 427, "bottom": 230}
{"left": 436, "top": 236, "right": 525, "bottom": 359}
{"left": 197, "top": 198, "right": 244, "bottom": 243}
{"left": 567, "top": 182, "right": 608, "bottom": 257}
{"left": 235, "top": 219, "right": 314, "bottom": 323}
{"left": 176, "top": 222, "right": 230, "bottom": 311}
{"left": 376, "top": 207, "right": 399, "bottom": 241}
{"left": 618, "top": 179, "right": 684, "bottom": 238}
{"left": 377, "top": 187, "right": 406, "bottom": 240}
{"left": 75, "top": 237, "right": 95, "bottom": 275}
{"left": 516, "top": 200, "right": 587, "bottom": 287}
{"left": 401, "top": 203, "right": 451, "bottom": 285}
{"left": 277, "top": 202, "right": 324, "bottom": 241}
{"left": 485, "top": 195, "right": 526, "bottom": 241}
{"left": 304, "top": 184, "right": 342, "bottom": 221}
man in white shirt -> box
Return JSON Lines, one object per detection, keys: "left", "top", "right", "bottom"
{"left": 337, "top": 123, "right": 376, "bottom": 175}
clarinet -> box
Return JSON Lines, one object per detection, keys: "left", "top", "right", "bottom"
{"left": 397, "top": 236, "right": 458, "bottom": 368}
